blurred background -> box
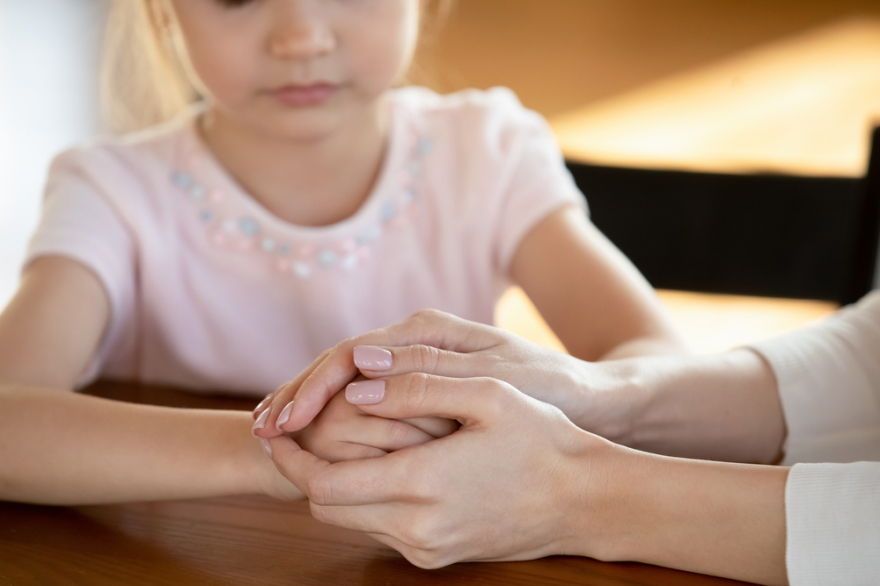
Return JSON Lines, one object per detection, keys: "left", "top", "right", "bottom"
{"left": 2, "top": 0, "right": 880, "bottom": 351}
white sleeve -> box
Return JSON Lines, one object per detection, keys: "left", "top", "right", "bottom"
{"left": 750, "top": 292, "right": 880, "bottom": 465}
{"left": 749, "top": 292, "right": 880, "bottom": 585}
{"left": 784, "top": 462, "right": 880, "bottom": 586}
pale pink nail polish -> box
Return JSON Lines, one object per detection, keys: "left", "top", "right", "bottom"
{"left": 353, "top": 346, "right": 393, "bottom": 370}
{"left": 253, "top": 394, "right": 272, "bottom": 415}
{"left": 345, "top": 380, "right": 386, "bottom": 405}
{"left": 252, "top": 407, "right": 271, "bottom": 436}
{"left": 275, "top": 401, "right": 294, "bottom": 430}
{"left": 260, "top": 438, "right": 272, "bottom": 458}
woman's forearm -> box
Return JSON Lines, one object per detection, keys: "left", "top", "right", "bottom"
{"left": 576, "top": 445, "right": 789, "bottom": 586}
{"left": 569, "top": 349, "right": 786, "bottom": 464}
{"left": 0, "top": 384, "right": 300, "bottom": 504}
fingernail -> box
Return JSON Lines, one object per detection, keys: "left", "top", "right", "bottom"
{"left": 252, "top": 407, "right": 271, "bottom": 436}
{"left": 345, "top": 379, "right": 386, "bottom": 405}
{"left": 253, "top": 394, "right": 272, "bottom": 415}
{"left": 275, "top": 400, "right": 294, "bottom": 430}
{"left": 353, "top": 346, "right": 393, "bottom": 370}
{"left": 260, "top": 438, "right": 272, "bottom": 458}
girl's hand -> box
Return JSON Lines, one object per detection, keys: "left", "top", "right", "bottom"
{"left": 255, "top": 309, "right": 595, "bottom": 436}
{"left": 279, "top": 387, "right": 455, "bottom": 463}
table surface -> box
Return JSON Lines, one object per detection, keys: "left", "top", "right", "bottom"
{"left": 0, "top": 380, "right": 756, "bottom": 586}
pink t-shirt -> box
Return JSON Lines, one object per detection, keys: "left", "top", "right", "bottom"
{"left": 26, "top": 87, "right": 585, "bottom": 396}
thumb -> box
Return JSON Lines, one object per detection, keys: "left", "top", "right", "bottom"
{"left": 345, "top": 373, "right": 515, "bottom": 426}
{"left": 266, "top": 435, "right": 330, "bottom": 498}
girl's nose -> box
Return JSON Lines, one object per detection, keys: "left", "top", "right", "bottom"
{"left": 269, "top": 15, "right": 335, "bottom": 59}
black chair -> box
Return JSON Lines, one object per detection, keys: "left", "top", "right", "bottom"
{"left": 566, "top": 126, "right": 880, "bottom": 305}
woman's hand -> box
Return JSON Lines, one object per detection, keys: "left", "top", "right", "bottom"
{"left": 265, "top": 372, "right": 611, "bottom": 568}
{"left": 254, "top": 309, "right": 596, "bottom": 436}
{"left": 265, "top": 372, "right": 789, "bottom": 586}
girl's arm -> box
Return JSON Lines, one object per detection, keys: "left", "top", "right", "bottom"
{"left": 0, "top": 256, "right": 109, "bottom": 388}
{"left": 0, "top": 384, "right": 300, "bottom": 504}
{"left": 0, "top": 256, "right": 301, "bottom": 504}
{"left": 509, "top": 205, "right": 688, "bottom": 360}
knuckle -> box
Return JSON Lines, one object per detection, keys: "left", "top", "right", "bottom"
{"left": 307, "top": 474, "right": 334, "bottom": 506}
{"left": 409, "top": 307, "right": 448, "bottom": 327}
{"left": 404, "top": 513, "right": 445, "bottom": 554}
{"left": 479, "top": 378, "right": 511, "bottom": 420}
{"left": 410, "top": 344, "right": 440, "bottom": 372}
{"left": 402, "top": 372, "right": 431, "bottom": 412}
{"left": 310, "top": 502, "right": 329, "bottom": 525}
{"left": 387, "top": 419, "right": 413, "bottom": 447}
{"left": 407, "top": 550, "right": 444, "bottom": 570}
{"left": 354, "top": 446, "right": 386, "bottom": 460}
{"left": 410, "top": 308, "right": 436, "bottom": 320}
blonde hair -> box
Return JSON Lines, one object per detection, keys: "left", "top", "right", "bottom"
{"left": 101, "top": 0, "right": 455, "bottom": 135}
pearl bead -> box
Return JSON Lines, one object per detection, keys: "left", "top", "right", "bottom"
{"left": 418, "top": 138, "right": 434, "bottom": 156}
{"left": 239, "top": 217, "right": 259, "bottom": 236}
{"left": 171, "top": 171, "right": 193, "bottom": 189}
{"left": 318, "top": 250, "right": 336, "bottom": 267}
{"left": 380, "top": 203, "right": 396, "bottom": 222}
{"left": 341, "top": 253, "right": 357, "bottom": 271}
{"left": 189, "top": 185, "right": 206, "bottom": 200}
{"left": 293, "top": 262, "right": 311, "bottom": 279}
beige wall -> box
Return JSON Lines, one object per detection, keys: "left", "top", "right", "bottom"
{"left": 420, "top": 0, "right": 880, "bottom": 118}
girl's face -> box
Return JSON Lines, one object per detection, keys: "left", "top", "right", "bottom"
{"left": 164, "top": 0, "right": 420, "bottom": 140}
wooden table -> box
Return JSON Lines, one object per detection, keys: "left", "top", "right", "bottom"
{"left": 0, "top": 380, "right": 755, "bottom": 586}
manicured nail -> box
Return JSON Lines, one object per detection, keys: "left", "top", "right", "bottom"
{"left": 253, "top": 394, "right": 272, "bottom": 415}
{"left": 275, "top": 401, "right": 294, "bottom": 430}
{"left": 353, "top": 346, "right": 393, "bottom": 370}
{"left": 260, "top": 438, "right": 272, "bottom": 458}
{"left": 345, "top": 379, "right": 386, "bottom": 405}
{"left": 252, "top": 407, "right": 271, "bottom": 436}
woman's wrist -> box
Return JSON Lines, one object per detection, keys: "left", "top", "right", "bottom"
{"left": 561, "top": 356, "right": 648, "bottom": 442}
{"left": 558, "top": 437, "right": 790, "bottom": 585}
{"left": 585, "top": 446, "right": 790, "bottom": 585}
{"left": 572, "top": 350, "right": 785, "bottom": 463}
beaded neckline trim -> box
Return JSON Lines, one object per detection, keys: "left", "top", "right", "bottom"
{"left": 170, "top": 137, "right": 433, "bottom": 279}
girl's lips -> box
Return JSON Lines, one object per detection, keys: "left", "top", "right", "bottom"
{"left": 270, "top": 83, "right": 339, "bottom": 107}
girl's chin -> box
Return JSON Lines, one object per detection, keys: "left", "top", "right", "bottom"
{"left": 209, "top": 100, "right": 383, "bottom": 144}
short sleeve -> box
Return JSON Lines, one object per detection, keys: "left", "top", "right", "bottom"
{"left": 480, "top": 88, "right": 588, "bottom": 273}
{"left": 24, "top": 149, "right": 137, "bottom": 385}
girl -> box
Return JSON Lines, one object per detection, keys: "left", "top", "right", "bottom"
{"left": 0, "top": 0, "right": 685, "bottom": 505}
